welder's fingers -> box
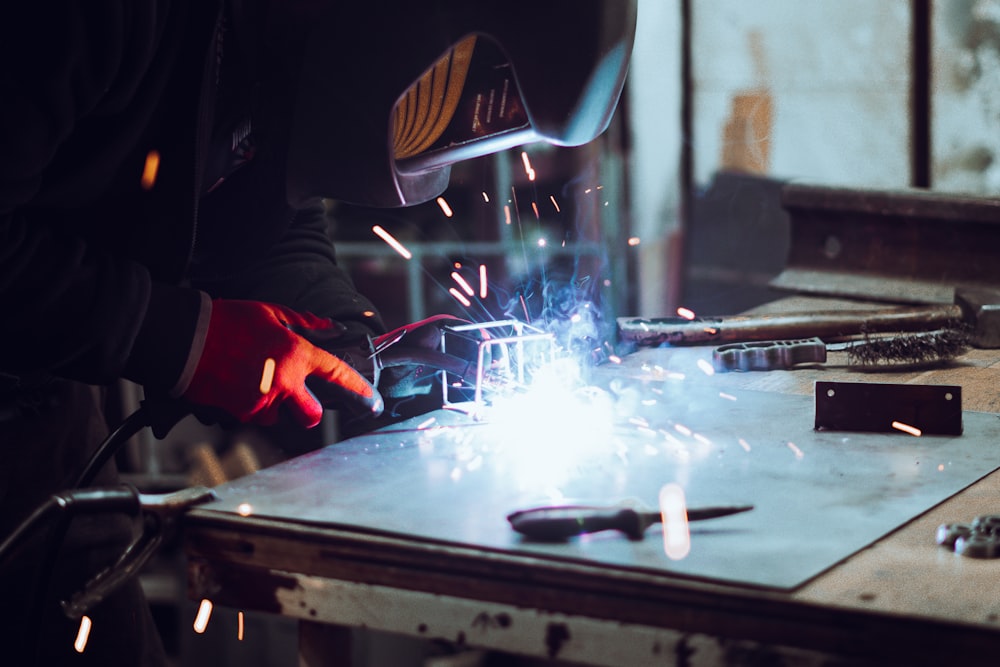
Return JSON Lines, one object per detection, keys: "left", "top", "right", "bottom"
{"left": 305, "top": 350, "right": 384, "bottom": 421}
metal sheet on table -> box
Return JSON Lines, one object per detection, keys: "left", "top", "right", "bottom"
{"left": 203, "top": 378, "right": 1000, "bottom": 590}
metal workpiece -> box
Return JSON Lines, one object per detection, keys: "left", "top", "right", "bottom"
{"left": 187, "top": 356, "right": 1000, "bottom": 590}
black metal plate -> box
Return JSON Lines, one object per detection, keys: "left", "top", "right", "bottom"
{"left": 815, "top": 381, "right": 962, "bottom": 435}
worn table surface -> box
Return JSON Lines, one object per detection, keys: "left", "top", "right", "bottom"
{"left": 183, "top": 296, "right": 1000, "bottom": 664}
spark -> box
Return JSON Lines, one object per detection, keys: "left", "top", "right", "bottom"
{"left": 677, "top": 307, "right": 696, "bottom": 320}
{"left": 937, "top": 463, "right": 945, "bottom": 471}
{"left": 193, "top": 599, "right": 214, "bottom": 634}
{"left": 362, "top": 310, "right": 376, "bottom": 318}
{"left": 436, "top": 196, "right": 454, "bottom": 217}
{"left": 450, "top": 466, "right": 462, "bottom": 481}
{"left": 570, "top": 313, "right": 582, "bottom": 324}
{"left": 259, "top": 358, "right": 276, "bottom": 394}
{"left": 719, "top": 392, "right": 737, "bottom": 401}
{"left": 238, "top": 611, "right": 245, "bottom": 641}
{"left": 550, "top": 195, "right": 561, "bottom": 212}
{"left": 703, "top": 327, "right": 719, "bottom": 335}
{"left": 449, "top": 287, "right": 472, "bottom": 307}
{"left": 738, "top": 438, "right": 752, "bottom": 452}
{"left": 236, "top": 502, "right": 253, "bottom": 517}
{"left": 608, "top": 355, "right": 622, "bottom": 364}
{"left": 74, "top": 615, "right": 92, "bottom": 653}
{"left": 482, "top": 191, "right": 490, "bottom": 203}
{"left": 892, "top": 421, "right": 922, "bottom": 437}
{"left": 521, "top": 151, "right": 536, "bottom": 181}
{"left": 372, "top": 225, "right": 412, "bottom": 259}
{"left": 674, "top": 423, "right": 692, "bottom": 437}
{"left": 696, "top": 359, "right": 715, "bottom": 376}
{"left": 504, "top": 205, "right": 512, "bottom": 225}
{"left": 451, "top": 271, "right": 475, "bottom": 296}
{"left": 140, "top": 150, "right": 160, "bottom": 190}
{"left": 417, "top": 416, "right": 437, "bottom": 430}
{"left": 537, "top": 238, "right": 547, "bottom": 248}
{"left": 787, "top": 442, "right": 804, "bottom": 459}
{"left": 659, "top": 484, "right": 691, "bottom": 560}
{"left": 693, "top": 433, "right": 712, "bottom": 446}
{"left": 531, "top": 201, "right": 539, "bottom": 219}
{"left": 479, "top": 265, "right": 488, "bottom": 299}
{"left": 453, "top": 261, "right": 462, "bottom": 269}
{"left": 628, "top": 237, "right": 641, "bottom": 246}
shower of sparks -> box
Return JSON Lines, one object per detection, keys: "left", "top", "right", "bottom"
{"left": 449, "top": 287, "right": 472, "bottom": 308}
{"left": 238, "top": 611, "right": 245, "bottom": 641}
{"left": 696, "top": 359, "right": 715, "bottom": 376}
{"left": 892, "top": 421, "right": 922, "bottom": 437}
{"left": 482, "top": 191, "right": 490, "bottom": 203}
{"left": 479, "top": 265, "right": 488, "bottom": 298}
{"left": 659, "top": 484, "right": 691, "bottom": 561}
{"left": 521, "top": 151, "right": 536, "bottom": 181}
{"left": 140, "top": 150, "right": 160, "bottom": 190}
{"left": 677, "top": 307, "right": 696, "bottom": 320}
{"left": 787, "top": 442, "right": 804, "bottom": 459}
{"left": 628, "top": 237, "right": 641, "bottom": 246}
{"left": 259, "top": 358, "right": 276, "bottom": 394}
{"left": 236, "top": 502, "right": 253, "bottom": 517}
{"left": 504, "top": 205, "right": 512, "bottom": 225}
{"left": 451, "top": 271, "right": 475, "bottom": 296}
{"left": 550, "top": 195, "right": 561, "bottom": 212}
{"left": 74, "top": 616, "right": 93, "bottom": 653}
{"left": 436, "top": 196, "right": 454, "bottom": 217}
{"left": 372, "top": 225, "right": 412, "bottom": 259}
{"left": 193, "top": 599, "right": 214, "bottom": 634}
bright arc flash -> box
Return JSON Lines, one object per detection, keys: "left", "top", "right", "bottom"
{"left": 449, "top": 287, "right": 472, "bottom": 307}
{"left": 259, "top": 358, "right": 276, "bottom": 394}
{"left": 677, "top": 307, "right": 696, "bottom": 320}
{"left": 372, "top": 225, "right": 412, "bottom": 259}
{"left": 892, "top": 421, "right": 922, "bottom": 437}
{"left": 436, "top": 196, "right": 454, "bottom": 217}
{"left": 659, "top": 484, "right": 691, "bottom": 560}
{"left": 479, "top": 265, "right": 488, "bottom": 298}
{"left": 74, "top": 615, "right": 93, "bottom": 653}
{"left": 193, "top": 599, "right": 213, "bottom": 634}
{"left": 451, "top": 271, "right": 475, "bottom": 296}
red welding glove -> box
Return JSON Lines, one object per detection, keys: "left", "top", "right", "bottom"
{"left": 182, "top": 299, "right": 383, "bottom": 427}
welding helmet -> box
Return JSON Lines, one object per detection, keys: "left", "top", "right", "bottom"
{"left": 276, "top": 0, "right": 637, "bottom": 208}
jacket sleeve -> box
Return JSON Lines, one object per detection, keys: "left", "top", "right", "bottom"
{"left": 0, "top": 2, "right": 206, "bottom": 394}
{"left": 190, "top": 204, "right": 387, "bottom": 340}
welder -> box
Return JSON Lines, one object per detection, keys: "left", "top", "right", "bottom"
{"left": 0, "top": 1, "right": 635, "bottom": 664}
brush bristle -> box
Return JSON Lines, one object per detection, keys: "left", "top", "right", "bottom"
{"left": 847, "top": 328, "right": 971, "bottom": 366}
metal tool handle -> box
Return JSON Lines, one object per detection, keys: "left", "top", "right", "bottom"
{"left": 507, "top": 506, "right": 648, "bottom": 541}
{"left": 617, "top": 304, "right": 962, "bottom": 347}
{"left": 713, "top": 338, "right": 828, "bottom": 372}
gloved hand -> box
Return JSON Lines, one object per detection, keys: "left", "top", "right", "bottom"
{"left": 182, "top": 299, "right": 383, "bottom": 428}
{"left": 373, "top": 315, "right": 481, "bottom": 399}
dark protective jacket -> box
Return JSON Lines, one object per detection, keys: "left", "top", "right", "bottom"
{"left": 0, "top": 1, "right": 383, "bottom": 397}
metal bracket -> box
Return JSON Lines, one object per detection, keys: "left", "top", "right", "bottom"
{"left": 814, "top": 381, "right": 962, "bottom": 435}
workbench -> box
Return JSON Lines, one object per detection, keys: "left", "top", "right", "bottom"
{"left": 183, "top": 296, "right": 1000, "bottom": 666}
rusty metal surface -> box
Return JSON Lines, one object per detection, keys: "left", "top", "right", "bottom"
{"left": 770, "top": 183, "right": 1000, "bottom": 304}
{"left": 196, "top": 350, "right": 1000, "bottom": 590}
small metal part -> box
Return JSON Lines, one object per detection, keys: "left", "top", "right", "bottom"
{"left": 938, "top": 515, "right": 1000, "bottom": 559}
{"left": 814, "top": 381, "right": 962, "bottom": 435}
